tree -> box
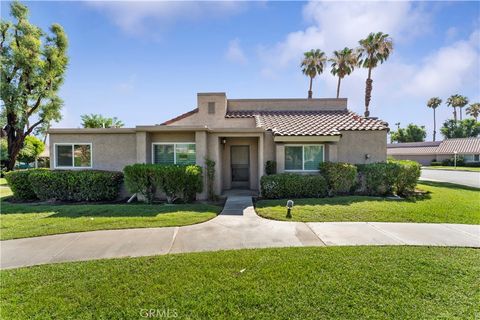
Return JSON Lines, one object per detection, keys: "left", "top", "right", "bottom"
{"left": 427, "top": 97, "right": 442, "bottom": 141}
{"left": 358, "top": 32, "right": 393, "bottom": 117}
{"left": 81, "top": 114, "right": 124, "bottom": 128}
{"left": 17, "top": 135, "right": 45, "bottom": 164}
{"left": 300, "top": 49, "right": 327, "bottom": 99}
{"left": 390, "top": 124, "right": 427, "bottom": 143}
{"left": 440, "top": 119, "right": 480, "bottom": 139}
{"left": 446, "top": 94, "right": 469, "bottom": 122}
{"left": 329, "top": 47, "right": 359, "bottom": 98}
{"left": 466, "top": 102, "right": 480, "bottom": 121}
{"left": 1, "top": 2, "right": 68, "bottom": 171}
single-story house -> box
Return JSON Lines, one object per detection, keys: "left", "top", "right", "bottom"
{"left": 49, "top": 92, "right": 389, "bottom": 199}
{"left": 387, "top": 137, "right": 480, "bottom": 165}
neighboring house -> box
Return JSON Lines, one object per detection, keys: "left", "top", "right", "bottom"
{"left": 49, "top": 92, "right": 388, "bottom": 199}
{"left": 387, "top": 137, "right": 480, "bottom": 165}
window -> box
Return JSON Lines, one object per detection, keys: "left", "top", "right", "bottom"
{"left": 285, "top": 145, "right": 324, "bottom": 171}
{"left": 153, "top": 143, "right": 196, "bottom": 165}
{"left": 208, "top": 102, "right": 215, "bottom": 114}
{"left": 475, "top": 155, "right": 480, "bottom": 162}
{"left": 55, "top": 144, "right": 92, "bottom": 168}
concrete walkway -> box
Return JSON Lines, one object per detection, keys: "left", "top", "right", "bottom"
{"left": 1, "top": 195, "right": 479, "bottom": 269}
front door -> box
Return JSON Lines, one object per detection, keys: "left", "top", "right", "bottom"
{"left": 231, "top": 145, "right": 249, "bottom": 188}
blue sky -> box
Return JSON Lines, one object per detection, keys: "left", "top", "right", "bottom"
{"left": 1, "top": 1, "right": 479, "bottom": 140}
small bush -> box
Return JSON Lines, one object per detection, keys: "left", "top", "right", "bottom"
{"left": 430, "top": 161, "right": 442, "bottom": 166}
{"left": 123, "top": 164, "right": 202, "bottom": 204}
{"left": 260, "top": 174, "right": 327, "bottom": 199}
{"left": 29, "top": 170, "right": 123, "bottom": 201}
{"left": 465, "top": 162, "right": 480, "bottom": 167}
{"left": 356, "top": 163, "right": 397, "bottom": 196}
{"left": 5, "top": 169, "right": 47, "bottom": 200}
{"left": 319, "top": 162, "right": 357, "bottom": 196}
{"left": 389, "top": 159, "right": 421, "bottom": 196}
{"left": 441, "top": 158, "right": 452, "bottom": 166}
{"left": 265, "top": 161, "right": 277, "bottom": 175}
{"left": 205, "top": 158, "right": 217, "bottom": 201}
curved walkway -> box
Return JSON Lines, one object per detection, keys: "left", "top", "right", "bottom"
{"left": 1, "top": 195, "right": 479, "bottom": 269}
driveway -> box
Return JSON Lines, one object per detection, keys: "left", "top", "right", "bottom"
{"left": 421, "top": 168, "right": 480, "bottom": 188}
{"left": 1, "top": 195, "right": 479, "bottom": 270}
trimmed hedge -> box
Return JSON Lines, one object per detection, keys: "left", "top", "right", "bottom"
{"left": 390, "top": 160, "right": 421, "bottom": 196}
{"left": 319, "top": 162, "right": 357, "bottom": 196}
{"left": 5, "top": 169, "right": 47, "bottom": 200}
{"left": 29, "top": 170, "right": 123, "bottom": 201}
{"left": 123, "top": 164, "right": 203, "bottom": 204}
{"left": 260, "top": 174, "right": 327, "bottom": 199}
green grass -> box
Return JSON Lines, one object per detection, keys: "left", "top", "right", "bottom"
{"left": 424, "top": 166, "right": 480, "bottom": 172}
{"left": 0, "top": 192, "right": 220, "bottom": 240}
{"left": 256, "top": 181, "right": 480, "bottom": 224}
{"left": 0, "top": 178, "right": 7, "bottom": 186}
{"left": 1, "top": 247, "right": 478, "bottom": 319}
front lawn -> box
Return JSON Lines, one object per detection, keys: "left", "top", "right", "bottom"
{"left": 1, "top": 197, "right": 220, "bottom": 240}
{"left": 424, "top": 166, "right": 480, "bottom": 172}
{"left": 256, "top": 181, "right": 480, "bottom": 224}
{"left": 1, "top": 246, "right": 478, "bottom": 319}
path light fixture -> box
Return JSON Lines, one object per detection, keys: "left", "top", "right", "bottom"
{"left": 286, "top": 200, "right": 294, "bottom": 218}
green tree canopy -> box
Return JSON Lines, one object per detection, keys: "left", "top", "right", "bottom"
{"left": 1, "top": 1, "right": 68, "bottom": 170}
{"left": 440, "top": 119, "right": 480, "bottom": 139}
{"left": 80, "top": 114, "right": 124, "bottom": 128}
{"left": 17, "top": 135, "right": 44, "bottom": 163}
{"left": 390, "top": 124, "right": 427, "bottom": 143}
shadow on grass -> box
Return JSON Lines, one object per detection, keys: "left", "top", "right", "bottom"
{"left": 1, "top": 202, "right": 221, "bottom": 218}
{"left": 419, "top": 180, "right": 480, "bottom": 191}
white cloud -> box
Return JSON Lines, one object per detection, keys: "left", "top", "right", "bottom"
{"left": 259, "top": 1, "right": 430, "bottom": 71}
{"left": 225, "top": 38, "right": 247, "bottom": 64}
{"left": 86, "top": 1, "right": 246, "bottom": 35}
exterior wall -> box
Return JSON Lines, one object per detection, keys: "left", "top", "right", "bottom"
{"left": 337, "top": 131, "right": 387, "bottom": 164}
{"left": 220, "top": 137, "right": 259, "bottom": 191}
{"left": 390, "top": 155, "right": 436, "bottom": 165}
{"left": 227, "top": 98, "right": 347, "bottom": 111}
{"left": 49, "top": 133, "right": 137, "bottom": 172}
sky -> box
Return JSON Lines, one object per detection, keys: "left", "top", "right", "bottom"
{"left": 1, "top": 1, "right": 479, "bottom": 141}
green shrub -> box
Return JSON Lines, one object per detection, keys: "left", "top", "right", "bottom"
{"left": 465, "top": 162, "right": 480, "bottom": 167}
{"left": 260, "top": 174, "right": 327, "bottom": 199}
{"left": 430, "top": 161, "right": 442, "bottom": 166}
{"left": 29, "top": 170, "right": 123, "bottom": 201}
{"left": 389, "top": 159, "right": 421, "bottom": 196}
{"left": 319, "top": 162, "right": 357, "bottom": 196}
{"left": 356, "top": 163, "right": 397, "bottom": 196}
{"left": 205, "top": 158, "right": 217, "bottom": 201}
{"left": 123, "top": 164, "right": 203, "bottom": 204}
{"left": 123, "top": 164, "right": 163, "bottom": 204}
{"left": 265, "top": 160, "right": 277, "bottom": 175}
{"left": 5, "top": 169, "right": 47, "bottom": 200}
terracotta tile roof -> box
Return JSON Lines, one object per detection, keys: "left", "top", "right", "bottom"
{"left": 387, "top": 138, "right": 480, "bottom": 155}
{"left": 436, "top": 137, "right": 480, "bottom": 154}
{"left": 226, "top": 110, "right": 388, "bottom": 136}
{"left": 160, "top": 108, "right": 198, "bottom": 125}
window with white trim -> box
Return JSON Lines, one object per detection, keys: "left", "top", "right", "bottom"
{"left": 55, "top": 144, "right": 92, "bottom": 168}
{"left": 285, "top": 145, "right": 324, "bottom": 171}
{"left": 153, "top": 143, "right": 196, "bottom": 165}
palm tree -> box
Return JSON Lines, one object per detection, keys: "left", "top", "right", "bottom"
{"left": 358, "top": 32, "right": 393, "bottom": 117}
{"left": 329, "top": 47, "right": 359, "bottom": 98}
{"left": 427, "top": 97, "right": 442, "bottom": 141}
{"left": 446, "top": 94, "right": 468, "bottom": 122}
{"left": 466, "top": 102, "right": 480, "bottom": 121}
{"left": 301, "top": 49, "right": 327, "bottom": 99}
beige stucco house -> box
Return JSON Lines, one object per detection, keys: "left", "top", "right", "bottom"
{"left": 49, "top": 92, "right": 389, "bottom": 199}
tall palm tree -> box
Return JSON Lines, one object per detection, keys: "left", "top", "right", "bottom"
{"left": 329, "top": 47, "right": 359, "bottom": 98}
{"left": 358, "top": 32, "right": 393, "bottom": 117}
{"left": 301, "top": 49, "right": 327, "bottom": 99}
{"left": 427, "top": 97, "right": 442, "bottom": 141}
{"left": 446, "top": 94, "right": 468, "bottom": 122}
{"left": 466, "top": 102, "right": 480, "bottom": 121}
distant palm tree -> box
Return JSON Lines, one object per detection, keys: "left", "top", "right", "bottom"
{"left": 395, "top": 122, "right": 400, "bottom": 130}
{"left": 427, "top": 97, "right": 442, "bottom": 141}
{"left": 466, "top": 102, "right": 480, "bottom": 121}
{"left": 301, "top": 49, "right": 327, "bottom": 99}
{"left": 329, "top": 47, "right": 359, "bottom": 98}
{"left": 358, "top": 32, "right": 393, "bottom": 117}
{"left": 446, "top": 94, "right": 469, "bottom": 122}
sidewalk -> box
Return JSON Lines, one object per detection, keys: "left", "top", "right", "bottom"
{"left": 1, "top": 195, "right": 479, "bottom": 269}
